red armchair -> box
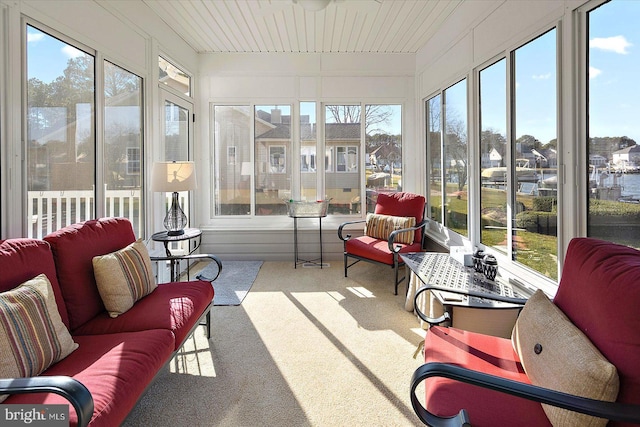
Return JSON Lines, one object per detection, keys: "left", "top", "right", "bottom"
{"left": 337, "top": 192, "right": 426, "bottom": 294}
{"left": 410, "top": 238, "right": 640, "bottom": 426}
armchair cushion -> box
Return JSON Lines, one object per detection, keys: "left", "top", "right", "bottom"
{"left": 92, "top": 239, "right": 157, "bottom": 318}
{"left": 374, "top": 192, "right": 425, "bottom": 244}
{"left": 423, "top": 326, "right": 551, "bottom": 426}
{"left": 512, "top": 289, "right": 619, "bottom": 427}
{"left": 0, "top": 274, "right": 78, "bottom": 402}
{"left": 365, "top": 213, "right": 416, "bottom": 244}
{"left": 345, "top": 236, "right": 422, "bottom": 265}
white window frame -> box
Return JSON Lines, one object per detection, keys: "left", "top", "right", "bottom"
{"left": 336, "top": 145, "right": 358, "bottom": 173}
{"left": 126, "top": 147, "right": 141, "bottom": 175}
{"left": 268, "top": 145, "right": 286, "bottom": 173}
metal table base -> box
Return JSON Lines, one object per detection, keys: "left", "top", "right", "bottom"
{"left": 292, "top": 216, "right": 325, "bottom": 268}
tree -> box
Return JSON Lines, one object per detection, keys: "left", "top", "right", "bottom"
{"left": 325, "top": 105, "right": 394, "bottom": 135}
{"left": 444, "top": 113, "right": 468, "bottom": 191}
{"left": 480, "top": 129, "right": 507, "bottom": 167}
{"left": 515, "top": 134, "right": 542, "bottom": 157}
{"left": 105, "top": 61, "right": 140, "bottom": 100}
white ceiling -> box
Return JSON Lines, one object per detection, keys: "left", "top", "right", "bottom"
{"left": 137, "top": 0, "right": 463, "bottom": 54}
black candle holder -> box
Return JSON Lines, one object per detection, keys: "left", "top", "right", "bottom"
{"left": 482, "top": 254, "right": 498, "bottom": 281}
{"left": 472, "top": 249, "right": 485, "bottom": 273}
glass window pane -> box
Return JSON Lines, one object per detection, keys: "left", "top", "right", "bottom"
{"left": 164, "top": 101, "right": 189, "bottom": 161}
{"left": 255, "top": 105, "right": 291, "bottom": 215}
{"left": 26, "top": 25, "right": 95, "bottom": 238}
{"left": 479, "top": 59, "right": 508, "bottom": 253}
{"left": 365, "top": 105, "right": 402, "bottom": 213}
{"left": 587, "top": 1, "right": 640, "bottom": 249}
{"left": 158, "top": 56, "right": 191, "bottom": 97}
{"left": 214, "top": 105, "right": 251, "bottom": 216}
{"left": 444, "top": 79, "right": 468, "bottom": 237}
{"left": 325, "top": 105, "right": 361, "bottom": 214}
{"left": 300, "top": 102, "right": 317, "bottom": 201}
{"left": 513, "top": 29, "right": 558, "bottom": 280}
{"left": 427, "top": 95, "right": 442, "bottom": 224}
{"left": 104, "top": 60, "right": 143, "bottom": 235}
{"left": 163, "top": 100, "right": 191, "bottom": 227}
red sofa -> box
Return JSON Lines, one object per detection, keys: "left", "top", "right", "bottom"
{"left": 0, "top": 218, "right": 219, "bottom": 427}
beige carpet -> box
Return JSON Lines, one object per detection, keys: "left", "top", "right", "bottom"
{"left": 123, "top": 261, "right": 426, "bottom": 427}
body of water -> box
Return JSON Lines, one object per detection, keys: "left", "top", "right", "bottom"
{"left": 536, "top": 169, "right": 640, "bottom": 199}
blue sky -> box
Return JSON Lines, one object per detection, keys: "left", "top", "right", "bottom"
{"left": 589, "top": 0, "right": 640, "bottom": 143}
{"left": 27, "top": 26, "right": 84, "bottom": 82}
{"left": 26, "top": 1, "right": 640, "bottom": 144}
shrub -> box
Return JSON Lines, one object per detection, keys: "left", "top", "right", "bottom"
{"left": 532, "top": 196, "right": 557, "bottom": 213}
{"left": 516, "top": 211, "right": 557, "bottom": 235}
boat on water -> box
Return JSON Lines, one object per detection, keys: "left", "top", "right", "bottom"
{"left": 481, "top": 166, "right": 538, "bottom": 184}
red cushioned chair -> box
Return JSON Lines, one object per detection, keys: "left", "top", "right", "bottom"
{"left": 337, "top": 192, "right": 426, "bottom": 295}
{"left": 410, "top": 238, "right": 640, "bottom": 427}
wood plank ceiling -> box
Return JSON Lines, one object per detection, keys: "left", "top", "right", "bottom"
{"left": 140, "top": 0, "right": 462, "bottom": 54}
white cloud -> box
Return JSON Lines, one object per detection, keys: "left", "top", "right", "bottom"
{"left": 589, "top": 35, "right": 632, "bottom": 54}
{"left": 532, "top": 73, "right": 551, "bottom": 80}
{"left": 27, "top": 32, "right": 44, "bottom": 43}
{"left": 62, "top": 45, "right": 84, "bottom": 59}
{"left": 589, "top": 66, "right": 602, "bottom": 79}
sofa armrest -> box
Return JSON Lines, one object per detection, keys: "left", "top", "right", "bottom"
{"left": 337, "top": 219, "right": 366, "bottom": 242}
{"left": 410, "top": 362, "right": 640, "bottom": 427}
{"left": 0, "top": 376, "right": 94, "bottom": 427}
{"left": 413, "top": 284, "right": 527, "bottom": 327}
{"left": 388, "top": 220, "right": 427, "bottom": 253}
{"left": 150, "top": 253, "right": 223, "bottom": 283}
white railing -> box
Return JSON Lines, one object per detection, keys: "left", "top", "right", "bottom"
{"left": 28, "top": 189, "right": 142, "bottom": 239}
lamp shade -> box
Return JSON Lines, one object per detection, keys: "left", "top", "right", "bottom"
{"left": 151, "top": 161, "right": 197, "bottom": 192}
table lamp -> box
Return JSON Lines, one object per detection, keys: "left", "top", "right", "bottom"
{"left": 152, "top": 161, "right": 197, "bottom": 236}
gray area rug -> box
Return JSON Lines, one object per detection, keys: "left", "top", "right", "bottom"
{"left": 197, "top": 260, "right": 263, "bottom": 306}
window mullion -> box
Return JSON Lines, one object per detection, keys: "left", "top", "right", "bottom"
{"left": 506, "top": 51, "right": 516, "bottom": 261}
{"left": 95, "top": 54, "right": 105, "bottom": 218}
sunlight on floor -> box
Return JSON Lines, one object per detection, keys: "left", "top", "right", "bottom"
{"left": 169, "top": 328, "right": 217, "bottom": 377}
{"left": 244, "top": 289, "right": 423, "bottom": 426}
{"left": 346, "top": 286, "right": 376, "bottom": 298}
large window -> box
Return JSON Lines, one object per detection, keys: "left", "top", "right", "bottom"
{"left": 255, "top": 105, "right": 291, "bottom": 215}
{"left": 212, "top": 102, "right": 402, "bottom": 217}
{"left": 26, "top": 26, "right": 95, "bottom": 238}
{"left": 479, "top": 59, "right": 507, "bottom": 251}
{"left": 104, "top": 61, "right": 143, "bottom": 225}
{"left": 512, "top": 30, "right": 558, "bottom": 279}
{"left": 365, "top": 104, "right": 402, "bottom": 213}
{"left": 428, "top": 31, "right": 557, "bottom": 280}
{"left": 325, "top": 105, "right": 361, "bottom": 214}
{"left": 213, "top": 105, "right": 251, "bottom": 216}
{"left": 427, "top": 95, "right": 442, "bottom": 223}
{"left": 26, "top": 25, "right": 144, "bottom": 238}
{"left": 586, "top": 0, "right": 640, "bottom": 248}
{"left": 426, "top": 80, "right": 468, "bottom": 236}
{"left": 444, "top": 80, "right": 468, "bottom": 237}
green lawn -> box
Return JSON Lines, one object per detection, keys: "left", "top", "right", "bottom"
{"left": 431, "top": 185, "right": 559, "bottom": 281}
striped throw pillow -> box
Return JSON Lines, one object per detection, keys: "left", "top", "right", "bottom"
{"left": 92, "top": 239, "right": 156, "bottom": 318}
{"left": 0, "top": 274, "right": 78, "bottom": 402}
{"left": 365, "top": 213, "right": 416, "bottom": 245}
